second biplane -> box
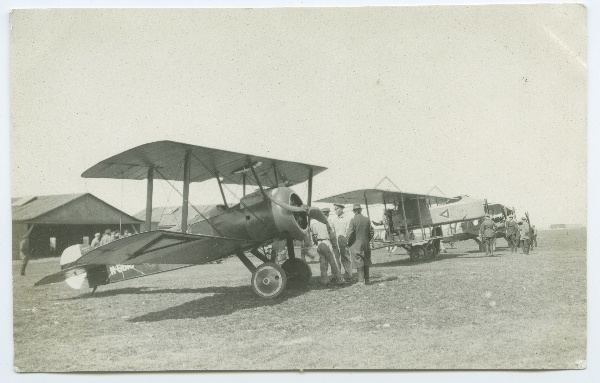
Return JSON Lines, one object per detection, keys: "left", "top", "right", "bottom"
{"left": 36, "top": 140, "right": 329, "bottom": 298}
{"left": 317, "top": 188, "right": 488, "bottom": 261}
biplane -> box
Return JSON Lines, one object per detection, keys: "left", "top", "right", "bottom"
{"left": 443, "top": 198, "right": 516, "bottom": 250}
{"left": 317, "top": 189, "right": 489, "bottom": 261}
{"left": 36, "top": 141, "right": 329, "bottom": 298}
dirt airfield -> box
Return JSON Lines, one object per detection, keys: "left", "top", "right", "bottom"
{"left": 13, "top": 228, "right": 586, "bottom": 371}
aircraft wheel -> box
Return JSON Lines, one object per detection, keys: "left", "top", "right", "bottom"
{"left": 409, "top": 245, "right": 427, "bottom": 262}
{"left": 281, "top": 258, "right": 312, "bottom": 289}
{"left": 425, "top": 244, "right": 437, "bottom": 260}
{"left": 251, "top": 262, "right": 287, "bottom": 299}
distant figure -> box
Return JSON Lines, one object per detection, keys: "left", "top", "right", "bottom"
{"left": 519, "top": 217, "right": 531, "bottom": 254}
{"left": 90, "top": 233, "right": 101, "bottom": 248}
{"left": 347, "top": 203, "right": 375, "bottom": 285}
{"left": 531, "top": 225, "right": 538, "bottom": 247}
{"left": 112, "top": 231, "right": 121, "bottom": 241}
{"left": 310, "top": 208, "right": 345, "bottom": 285}
{"left": 372, "top": 209, "right": 397, "bottom": 256}
{"left": 331, "top": 203, "right": 353, "bottom": 280}
{"left": 505, "top": 215, "right": 519, "bottom": 253}
{"left": 123, "top": 229, "right": 132, "bottom": 237}
{"left": 99, "top": 229, "right": 112, "bottom": 246}
{"left": 479, "top": 213, "right": 497, "bottom": 256}
{"left": 19, "top": 236, "right": 31, "bottom": 276}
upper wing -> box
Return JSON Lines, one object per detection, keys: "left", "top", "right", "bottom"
{"left": 81, "top": 140, "right": 327, "bottom": 188}
{"left": 316, "top": 188, "right": 449, "bottom": 206}
{"left": 73, "top": 230, "right": 259, "bottom": 265}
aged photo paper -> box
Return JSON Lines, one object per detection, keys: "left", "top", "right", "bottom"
{"left": 8, "top": 3, "right": 589, "bottom": 375}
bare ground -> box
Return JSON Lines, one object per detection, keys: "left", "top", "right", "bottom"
{"left": 12, "top": 228, "right": 586, "bottom": 371}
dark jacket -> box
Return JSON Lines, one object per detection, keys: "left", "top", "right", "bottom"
{"left": 480, "top": 218, "right": 496, "bottom": 238}
{"left": 505, "top": 220, "right": 519, "bottom": 236}
{"left": 346, "top": 213, "right": 374, "bottom": 255}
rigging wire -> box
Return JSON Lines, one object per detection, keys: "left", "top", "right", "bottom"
{"left": 154, "top": 167, "right": 225, "bottom": 237}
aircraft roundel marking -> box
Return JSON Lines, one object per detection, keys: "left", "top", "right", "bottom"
{"left": 440, "top": 209, "right": 450, "bottom": 218}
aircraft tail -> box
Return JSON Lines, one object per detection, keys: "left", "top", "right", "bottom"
{"left": 36, "top": 244, "right": 193, "bottom": 290}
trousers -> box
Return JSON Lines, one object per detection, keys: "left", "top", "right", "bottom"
{"left": 316, "top": 241, "right": 343, "bottom": 283}
{"left": 336, "top": 235, "right": 354, "bottom": 278}
{"left": 521, "top": 238, "right": 530, "bottom": 254}
{"left": 483, "top": 237, "right": 495, "bottom": 255}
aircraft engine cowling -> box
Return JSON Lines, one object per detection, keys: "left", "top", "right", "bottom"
{"left": 270, "top": 187, "right": 309, "bottom": 241}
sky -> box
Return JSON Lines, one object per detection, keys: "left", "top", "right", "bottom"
{"left": 9, "top": 4, "right": 587, "bottom": 227}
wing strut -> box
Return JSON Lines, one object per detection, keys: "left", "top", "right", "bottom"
{"left": 145, "top": 167, "right": 154, "bottom": 232}
{"left": 416, "top": 196, "right": 425, "bottom": 239}
{"left": 250, "top": 160, "right": 268, "bottom": 200}
{"left": 216, "top": 172, "right": 228, "bottom": 207}
{"left": 400, "top": 193, "right": 409, "bottom": 241}
{"left": 181, "top": 150, "right": 192, "bottom": 232}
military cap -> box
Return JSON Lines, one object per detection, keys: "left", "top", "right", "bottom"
{"left": 94, "top": 233, "right": 101, "bottom": 237}
{"left": 521, "top": 217, "right": 526, "bottom": 221}
{"left": 333, "top": 203, "right": 345, "bottom": 209}
{"left": 321, "top": 207, "right": 330, "bottom": 213}
{"left": 104, "top": 229, "right": 111, "bottom": 234}
{"left": 352, "top": 203, "right": 362, "bottom": 210}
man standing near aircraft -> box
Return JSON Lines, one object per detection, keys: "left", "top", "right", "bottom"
{"left": 531, "top": 225, "right": 538, "bottom": 247}
{"left": 347, "top": 203, "right": 374, "bottom": 285}
{"left": 19, "top": 236, "right": 31, "bottom": 276}
{"left": 520, "top": 217, "right": 531, "bottom": 254}
{"left": 505, "top": 215, "right": 519, "bottom": 253}
{"left": 331, "top": 203, "right": 353, "bottom": 280}
{"left": 310, "top": 208, "right": 345, "bottom": 285}
{"left": 479, "top": 213, "right": 497, "bottom": 256}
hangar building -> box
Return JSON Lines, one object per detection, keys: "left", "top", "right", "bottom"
{"left": 134, "top": 204, "right": 220, "bottom": 231}
{"left": 12, "top": 193, "right": 143, "bottom": 260}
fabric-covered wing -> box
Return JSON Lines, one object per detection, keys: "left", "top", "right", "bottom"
{"left": 317, "top": 188, "right": 449, "bottom": 206}
{"left": 73, "top": 231, "right": 258, "bottom": 265}
{"left": 81, "top": 140, "right": 327, "bottom": 188}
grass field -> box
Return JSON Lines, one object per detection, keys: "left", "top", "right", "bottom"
{"left": 12, "top": 228, "right": 586, "bottom": 371}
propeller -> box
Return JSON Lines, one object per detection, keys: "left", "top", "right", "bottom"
{"left": 269, "top": 197, "right": 328, "bottom": 225}
{"left": 308, "top": 206, "right": 328, "bottom": 225}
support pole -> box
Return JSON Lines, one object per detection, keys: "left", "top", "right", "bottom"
{"left": 145, "top": 167, "right": 154, "bottom": 232}
{"left": 216, "top": 172, "right": 228, "bottom": 207}
{"left": 364, "top": 194, "right": 371, "bottom": 218}
{"left": 273, "top": 164, "right": 278, "bottom": 187}
{"left": 416, "top": 197, "right": 425, "bottom": 239}
{"left": 243, "top": 174, "right": 246, "bottom": 197}
{"left": 236, "top": 251, "right": 257, "bottom": 273}
{"left": 181, "top": 150, "right": 191, "bottom": 233}
{"left": 286, "top": 237, "right": 296, "bottom": 259}
{"left": 250, "top": 163, "right": 268, "bottom": 200}
{"left": 383, "top": 200, "right": 391, "bottom": 241}
{"left": 400, "top": 193, "right": 409, "bottom": 241}
{"left": 307, "top": 168, "right": 313, "bottom": 206}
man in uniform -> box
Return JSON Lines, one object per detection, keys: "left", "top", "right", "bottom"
{"left": 19, "top": 236, "right": 31, "bottom": 276}
{"left": 531, "top": 225, "right": 538, "bottom": 247}
{"left": 520, "top": 217, "right": 531, "bottom": 254}
{"left": 347, "top": 203, "right": 374, "bottom": 285}
{"left": 479, "top": 213, "right": 497, "bottom": 256}
{"left": 505, "top": 215, "right": 519, "bottom": 253}
{"left": 330, "top": 203, "right": 353, "bottom": 280}
{"left": 310, "top": 208, "right": 345, "bottom": 285}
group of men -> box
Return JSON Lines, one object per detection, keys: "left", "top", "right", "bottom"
{"left": 90, "top": 229, "right": 132, "bottom": 248}
{"left": 479, "top": 214, "right": 537, "bottom": 256}
{"left": 309, "top": 203, "right": 374, "bottom": 286}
